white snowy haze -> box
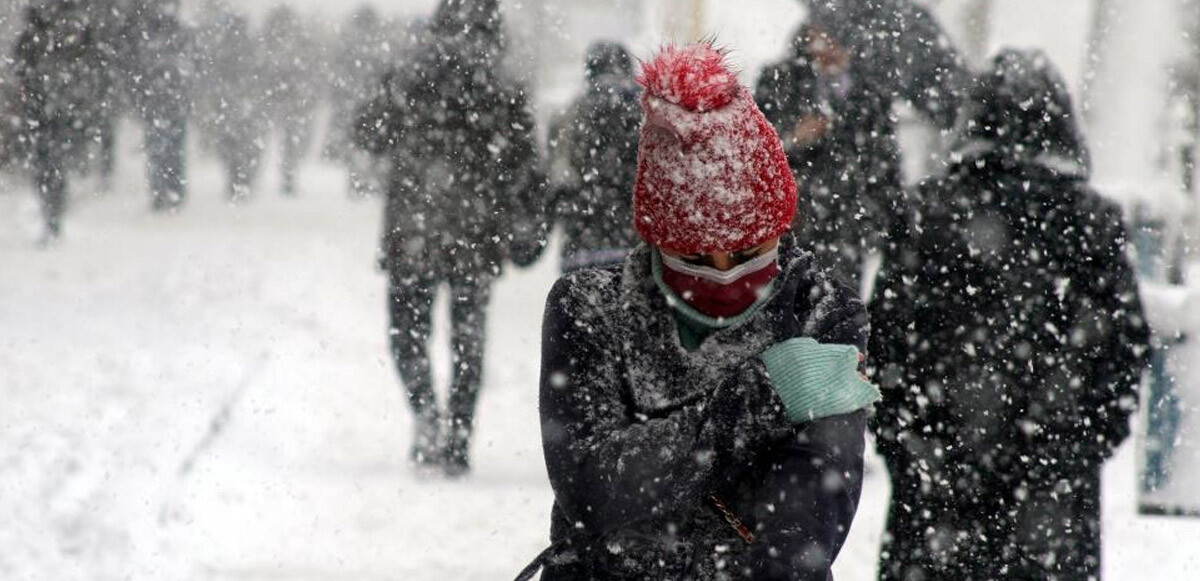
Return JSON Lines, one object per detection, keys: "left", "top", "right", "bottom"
{"left": 1, "top": 0, "right": 1199, "bottom": 580}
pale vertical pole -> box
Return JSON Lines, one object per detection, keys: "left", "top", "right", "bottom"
{"left": 1080, "top": 0, "right": 1116, "bottom": 122}
{"left": 1182, "top": 0, "right": 1200, "bottom": 260}
{"left": 960, "top": 0, "right": 993, "bottom": 68}
{"left": 689, "top": 0, "right": 707, "bottom": 41}
{"left": 656, "top": 0, "right": 707, "bottom": 43}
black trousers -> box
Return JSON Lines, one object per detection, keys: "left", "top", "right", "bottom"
{"left": 143, "top": 107, "right": 187, "bottom": 208}
{"left": 219, "top": 128, "right": 264, "bottom": 200}
{"left": 278, "top": 113, "right": 312, "bottom": 195}
{"left": 387, "top": 266, "right": 492, "bottom": 457}
{"left": 31, "top": 129, "right": 67, "bottom": 236}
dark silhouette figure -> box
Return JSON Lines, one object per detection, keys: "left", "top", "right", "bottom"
{"left": 194, "top": 9, "right": 267, "bottom": 201}
{"left": 13, "top": 1, "right": 107, "bottom": 242}
{"left": 354, "top": 0, "right": 541, "bottom": 476}
{"left": 325, "top": 5, "right": 393, "bottom": 198}
{"left": 123, "top": 0, "right": 192, "bottom": 212}
{"left": 261, "top": 6, "right": 318, "bottom": 196}
{"left": 543, "top": 41, "right": 643, "bottom": 272}
{"left": 869, "top": 50, "right": 1150, "bottom": 581}
{"left": 756, "top": 0, "right": 967, "bottom": 289}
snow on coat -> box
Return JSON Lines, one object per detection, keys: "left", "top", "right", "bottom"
{"left": 539, "top": 242, "right": 869, "bottom": 579}
{"left": 547, "top": 42, "right": 643, "bottom": 272}
{"left": 120, "top": 3, "right": 193, "bottom": 121}
{"left": 355, "top": 6, "right": 541, "bottom": 279}
{"left": 13, "top": 3, "right": 109, "bottom": 160}
{"left": 868, "top": 49, "right": 1151, "bottom": 580}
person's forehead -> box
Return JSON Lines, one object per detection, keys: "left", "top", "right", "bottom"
{"left": 676, "top": 238, "right": 777, "bottom": 257}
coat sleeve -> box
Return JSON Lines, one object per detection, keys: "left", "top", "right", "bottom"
{"left": 539, "top": 275, "right": 794, "bottom": 535}
{"left": 745, "top": 273, "right": 871, "bottom": 578}
{"left": 355, "top": 74, "right": 425, "bottom": 267}
{"left": 14, "top": 31, "right": 41, "bottom": 103}
{"left": 352, "top": 89, "right": 401, "bottom": 156}
{"left": 495, "top": 86, "right": 542, "bottom": 202}
{"left": 865, "top": 191, "right": 924, "bottom": 462}
{"left": 1068, "top": 201, "right": 1149, "bottom": 460}
{"left": 743, "top": 409, "right": 867, "bottom": 580}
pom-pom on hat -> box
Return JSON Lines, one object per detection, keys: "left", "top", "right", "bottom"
{"left": 633, "top": 42, "right": 796, "bottom": 254}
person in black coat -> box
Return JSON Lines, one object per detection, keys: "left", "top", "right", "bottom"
{"left": 868, "top": 49, "right": 1150, "bottom": 581}
{"left": 122, "top": 0, "right": 192, "bottom": 212}
{"left": 755, "top": 0, "right": 966, "bottom": 289}
{"left": 354, "top": 0, "right": 541, "bottom": 477}
{"left": 543, "top": 41, "right": 643, "bottom": 273}
{"left": 530, "top": 43, "right": 879, "bottom": 580}
{"left": 325, "top": 5, "right": 393, "bottom": 198}
{"left": 12, "top": 1, "right": 107, "bottom": 243}
{"left": 260, "top": 5, "right": 319, "bottom": 197}
{"left": 83, "top": 0, "right": 124, "bottom": 189}
{"left": 193, "top": 10, "right": 267, "bottom": 201}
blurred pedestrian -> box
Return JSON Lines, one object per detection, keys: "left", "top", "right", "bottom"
{"left": 12, "top": 0, "right": 108, "bottom": 243}
{"left": 325, "top": 4, "right": 393, "bottom": 198}
{"left": 261, "top": 6, "right": 319, "bottom": 196}
{"left": 524, "top": 42, "right": 879, "bottom": 580}
{"left": 541, "top": 41, "right": 642, "bottom": 273}
{"left": 354, "top": 0, "right": 542, "bottom": 477}
{"left": 194, "top": 10, "right": 267, "bottom": 202}
{"left": 868, "top": 49, "right": 1150, "bottom": 580}
{"left": 123, "top": 0, "right": 193, "bottom": 212}
{"left": 83, "top": 0, "right": 125, "bottom": 190}
{"left": 756, "top": 0, "right": 966, "bottom": 290}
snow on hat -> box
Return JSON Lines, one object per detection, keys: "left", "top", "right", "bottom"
{"left": 633, "top": 42, "right": 796, "bottom": 254}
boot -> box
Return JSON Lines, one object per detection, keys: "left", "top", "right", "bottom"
{"left": 410, "top": 409, "right": 442, "bottom": 469}
{"left": 442, "top": 422, "right": 471, "bottom": 478}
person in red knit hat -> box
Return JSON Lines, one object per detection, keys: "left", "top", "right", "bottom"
{"left": 525, "top": 42, "right": 879, "bottom": 580}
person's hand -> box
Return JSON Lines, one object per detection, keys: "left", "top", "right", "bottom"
{"left": 789, "top": 114, "right": 829, "bottom": 148}
{"left": 760, "top": 289, "right": 804, "bottom": 348}
{"left": 507, "top": 219, "right": 547, "bottom": 268}
{"left": 376, "top": 248, "right": 389, "bottom": 273}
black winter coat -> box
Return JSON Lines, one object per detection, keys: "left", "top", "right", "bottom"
{"left": 13, "top": 7, "right": 108, "bottom": 156}
{"left": 259, "top": 8, "right": 319, "bottom": 126}
{"left": 355, "top": 34, "right": 541, "bottom": 279}
{"left": 194, "top": 17, "right": 267, "bottom": 161}
{"left": 870, "top": 161, "right": 1148, "bottom": 580}
{"left": 539, "top": 243, "right": 870, "bottom": 579}
{"left": 869, "top": 49, "right": 1149, "bottom": 579}
{"left": 121, "top": 6, "right": 192, "bottom": 122}
{"left": 549, "top": 72, "right": 642, "bottom": 271}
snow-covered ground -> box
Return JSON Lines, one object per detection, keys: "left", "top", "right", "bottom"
{"left": 2, "top": 132, "right": 1199, "bottom": 580}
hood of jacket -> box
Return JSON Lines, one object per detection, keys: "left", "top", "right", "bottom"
{"left": 950, "top": 48, "right": 1091, "bottom": 180}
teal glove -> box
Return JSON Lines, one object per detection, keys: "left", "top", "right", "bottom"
{"left": 760, "top": 337, "right": 881, "bottom": 423}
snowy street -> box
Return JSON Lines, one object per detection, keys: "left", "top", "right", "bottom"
{"left": 0, "top": 148, "right": 1196, "bottom": 579}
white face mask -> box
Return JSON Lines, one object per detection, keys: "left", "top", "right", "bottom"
{"left": 660, "top": 245, "right": 781, "bottom": 285}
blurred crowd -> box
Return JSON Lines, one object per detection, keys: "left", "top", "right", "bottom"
{"left": 0, "top": 0, "right": 415, "bottom": 243}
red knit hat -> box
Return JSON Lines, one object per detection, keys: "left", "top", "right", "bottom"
{"left": 633, "top": 43, "right": 796, "bottom": 254}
